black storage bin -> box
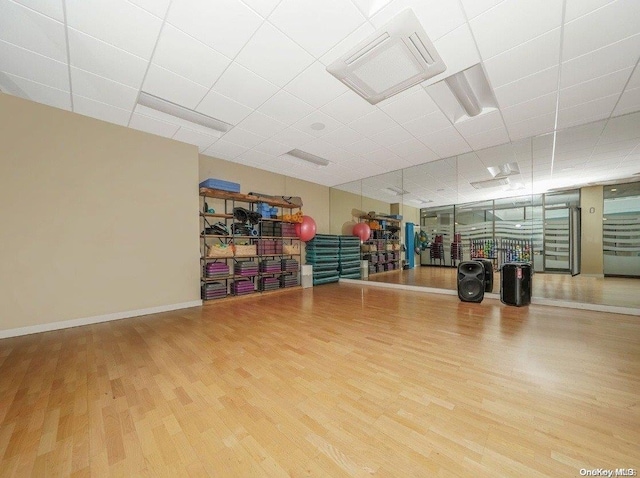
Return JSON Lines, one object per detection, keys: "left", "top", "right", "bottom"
{"left": 500, "top": 262, "right": 532, "bottom": 307}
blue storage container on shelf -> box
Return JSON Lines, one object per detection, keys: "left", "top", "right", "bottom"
{"left": 199, "top": 178, "right": 241, "bottom": 193}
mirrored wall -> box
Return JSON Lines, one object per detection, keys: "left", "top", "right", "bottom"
{"left": 329, "top": 113, "right": 640, "bottom": 309}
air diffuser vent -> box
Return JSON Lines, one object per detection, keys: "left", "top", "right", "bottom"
{"left": 326, "top": 9, "right": 446, "bottom": 105}
{"left": 470, "top": 178, "right": 511, "bottom": 190}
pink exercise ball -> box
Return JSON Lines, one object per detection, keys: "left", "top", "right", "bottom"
{"left": 295, "top": 216, "right": 317, "bottom": 242}
{"left": 353, "top": 223, "right": 371, "bottom": 241}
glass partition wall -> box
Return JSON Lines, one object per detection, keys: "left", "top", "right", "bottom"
{"left": 330, "top": 115, "right": 640, "bottom": 309}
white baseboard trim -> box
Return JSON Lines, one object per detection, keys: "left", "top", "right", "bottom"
{"left": 339, "top": 279, "right": 640, "bottom": 316}
{"left": 0, "top": 300, "right": 203, "bottom": 340}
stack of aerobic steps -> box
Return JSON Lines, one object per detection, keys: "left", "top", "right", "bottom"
{"left": 338, "top": 236, "right": 361, "bottom": 279}
{"left": 305, "top": 234, "right": 340, "bottom": 285}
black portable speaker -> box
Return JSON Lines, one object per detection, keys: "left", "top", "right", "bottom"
{"left": 457, "top": 261, "right": 485, "bottom": 303}
{"left": 500, "top": 262, "right": 532, "bottom": 306}
{"left": 478, "top": 259, "right": 494, "bottom": 293}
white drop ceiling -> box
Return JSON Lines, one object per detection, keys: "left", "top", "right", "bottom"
{"left": 1, "top": 0, "right": 639, "bottom": 203}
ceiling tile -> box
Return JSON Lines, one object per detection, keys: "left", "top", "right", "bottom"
{"left": 506, "top": 112, "right": 556, "bottom": 140}
{"left": 380, "top": 88, "right": 439, "bottom": 124}
{"left": 70, "top": 67, "right": 138, "bottom": 110}
{"left": 560, "top": 34, "right": 640, "bottom": 88}
{"left": 613, "top": 87, "right": 640, "bottom": 117}
{"left": 0, "top": 39, "right": 69, "bottom": 92}
{"left": 371, "top": 0, "right": 466, "bottom": 41}
{"left": 419, "top": 126, "right": 471, "bottom": 157}
{"left": 221, "top": 127, "right": 266, "bottom": 148}
{"left": 402, "top": 148, "right": 439, "bottom": 165}
{"left": 319, "top": 22, "right": 375, "bottom": 66}
{"left": 349, "top": 109, "right": 397, "bottom": 137}
{"left": 470, "top": 0, "right": 562, "bottom": 60}
{"left": 66, "top": 0, "right": 162, "bottom": 59}
{"left": 67, "top": 28, "right": 148, "bottom": 88}
{"left": 291, "top": 110, "right": 343, "bottom": 137}
{"left": 284, "top": 61, "right": 348, "bottom": 108}
{"left": 463, "top": 125, "right": 511, "bottom": 151}
{"left": 387, "top": 138, "right": 431, "bottom": 158}
{"left": 320, "top": 126, "right": 365, "bottom": 148}
{"left": 73, "top": 95, "right": 131, "bottom": 126}
{"left": 421, "top": 24, "right": 481, "bottom": 87}
{"left": 627, "top": 67, "right": 640, "bottom": 90}
{"left": 241, "top": 0, "right": 281, "bottom": 18}
{"left": 235, "top": 22, "right": 314, "bottom": 88}
{"left": 167, "top": 0, "right": 263, "bottom": 58}
{"left": 196, "top": 90, "right": 253, "bottom": 125}
{"left": 559, "top": 67, "right": 632, "bottom": 110}
{"left": 128, "top": 0, "right": 171, "bottom": 19}
{"left": 12, "top": 0, "right": 63, "bottom": 21}
{"left": 202, "top": 139, "right": 248, "bottom": 160}
{"left": 269, "top": 0, "right": 365, "bottom": 57}
{"left": 501, "top": 92, "right": 557, "bottom": 124}
{"left": 236, "top": 149, "right": 274, "bottom": 167}
{"left": 129, "top": 111, "right": 181, "bottom": 137}
{"left": 270, "top": 127, "right": 315, "bottom": 148}
{"left": 565, "top": 0, "right": 616, "bottom": 22}
{"left": 558, "top": 94, "right": 619, "bottom": 129}
{"left": 459, "top": 0, "right": 503, "bottom": 20}
{"left": 258, "top": 90, "right": 315, "bottom": 125}
{"left": 236, "top": 111, "right": 288, "bottom": 138}
{"left": 172, "top": 127, "right": 220, "bottom": 151}
{"left": 373, "top": 125, "right": 415, "bottom": 145}
{"left": 254, "top": 139, "right": 291, "bottom": 156}
{"left": 350, "top": 0, "right": 392, "bottom": 18}
{"left": 562, "top": 0, "right": 640, "bottom": 60}
{"left": 151, "top": 25, "right": 231, "bottom": 88}
{"left": 142, "top": 64, "right": 209, "bottom": 109}
{"left": 494, "top": 66, "right": 559, "bottom": 108}
{"left": 320, "top": 91, "right": 377, "bottom": 124}
{"left": 483, "top": 28, "right": 561, "bottom": 87}
{"left": 0, "top": 0, "right": 67, "bottom": 62}
{"left": 344, "top": 137, "right": 381, "bottom": 155}
{"left": 454, "top": 110, "right": 505, "bottom": 137}
{"left": 0, "top": 72, "right": 71, "bottom": 110}
{"left": 402, "top": 111, "right": 452, "bottom": 139}
{"left": 599, "top": 112, "right": 640, "bottom": 143}
{"left": 301, "top": 138, "right": 344, "bottom": 160}
{"left": 213, "top": 62, "right": 279, "bottom": 109}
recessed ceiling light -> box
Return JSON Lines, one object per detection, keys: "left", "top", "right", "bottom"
{"left": 383, "top": 186, "right": 408, "bottom": 195}
{"left": 611, "top": 188, "right": 617, "bottom": 191}
{"left": 487, "top": 162, "right": 520, "bottom": 178}
{"left": 310, "top": 122, "right": 326, "bottom": 131}
{"left": 470, "top": 177, "right": 511, "bottom": 189}
{"left": 515, "top": 224, "right": 522, "bottom": 228}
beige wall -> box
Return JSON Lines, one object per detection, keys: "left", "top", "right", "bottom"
{"left": 580, "top": 185, "right": 604, "bottom": 275}
{"left": 0, "top": 94, "right": 201, "bottom": 335}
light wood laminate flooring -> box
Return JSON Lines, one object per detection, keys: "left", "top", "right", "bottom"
{"left": 1, "top": 284, "right": 639, "bottom": 477}
{"left": 364, "top": 266, "right": 640, "bottom": 309}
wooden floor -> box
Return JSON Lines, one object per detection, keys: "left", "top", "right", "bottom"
{"left": 364, "top": 266, "right": 640, "bottom": 309}
{"left": 1, "top": 284, "right": 639, "bottom": 477}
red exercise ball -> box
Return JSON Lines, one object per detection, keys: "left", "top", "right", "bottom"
{"left": 295, "top": 215, "right": 317, "bottom": 242}
{"left": 353, "top": 222, "right": 371, "bottom": 241}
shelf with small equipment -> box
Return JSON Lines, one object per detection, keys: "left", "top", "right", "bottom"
{"left": 358, "top": 213, "right": 402, "bottom": 275}
{"left": 199, "top": 182, "right": 303, "bottom": 301}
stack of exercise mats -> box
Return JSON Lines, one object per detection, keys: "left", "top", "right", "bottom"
{"left": 281, "top": 257, "right": 299, "bottom": 273}
{"left": 281, "top": 223, "right": 297, "bottom": 237}
{"left": 280, "top": 257, "right": 300, "bottom": 287}
{"left": 234, "top": 260, "right": 259, "bottom": 277}
{"left": 279, "top": 273, "right": 298, "bottom": 288}
{"left": 256, "top": 239, "right": 283, "bottom": 255}
{"left": 305, "top": 234, "right": 340, "bottom": 285}
{"left": 260, "top": 258, "right": 282, "bottom": 274}
{"left": 259, "top": 221, "right": 282, "bottom": 237}
{"left": 201, "top": 281, "right": 227, "bottom": 300}
{"left": 231, "top": 279, "right": 255, "bottom": 296}
{"left": 259, "top": 276, "right": 280, "bottom": 291}
{"left": 338, "top": 235, "right": 362, "bottom": 279}
{"left": 204, "top": 261, "right": 229, "bottom": 279}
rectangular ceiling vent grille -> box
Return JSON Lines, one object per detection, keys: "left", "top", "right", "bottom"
{"left": 470, "top": 178, "right": 511, "bottom": 190}
{"left": 326, "top": 9, "right": 446, "bottom": 105}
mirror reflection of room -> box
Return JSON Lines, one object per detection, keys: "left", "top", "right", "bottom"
{"left": 330, "top": 114, "right": 640, "bottom": 311}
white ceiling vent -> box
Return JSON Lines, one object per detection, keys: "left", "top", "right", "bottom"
{"left": 470, "top": 177, "right": 511, "bottom": 190}
{"left": 326, "top": 9, "right": 446, "bottom": 105}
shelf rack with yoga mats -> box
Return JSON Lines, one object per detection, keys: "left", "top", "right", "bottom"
{"left": 200, "top": 187, "right": 302, "bottom": 301}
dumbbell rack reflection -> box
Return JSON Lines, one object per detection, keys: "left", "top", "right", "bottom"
{"left": 200, "top": 188, "right": 302, "bottom": 301}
